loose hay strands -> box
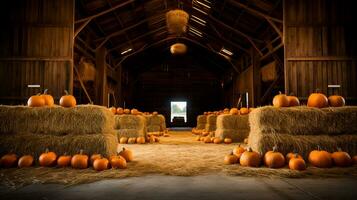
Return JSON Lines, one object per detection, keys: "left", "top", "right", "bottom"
{"left": 205, "top": 115, "right": 217, "bottom": 132}
{"left": 0, "top": 133, "right": 117, "bottom": 158}
{"left": 0, "top": 105, "right": 115, "bottom": 135}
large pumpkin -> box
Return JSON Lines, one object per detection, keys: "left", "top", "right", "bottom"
{"left": 307, "top": 91, "right": 328, "bottom": 108}
{"left": 240, "top": 147, "right": 261, "bottom": 167}
{"left": 93, "top": 158, "right": 109, "bottom": 171}
{"left": 59, "top": 90, "right": 76, "bottom": 107}
{"left": 0, "top": 153, "right": 18, "bottom": 168}
{"left": 264, "top": 146, "right": 285, "bottom": 168}
{"left": 233, "top": 145, "right": 245, "bottom": 159}
{"left": 308, "top": 146, "right": 332, "bottom": 168}
{"left": 110, "top": 155, "right": 127, "bottom": 169}
{"left": 39, "top": 149, "right": 57, "bottom": 167}
{"left": 119, "top": 148, "right": 133, "bottom": 162}
{"left": 288, "top": 154, "right": 306, "bottom": 171}
{"left": 71, "top": 150, "right": 88, "bottom": 169}
{"left": 28, "top": 94, "right": 45, "bottom": 107}
{"left": 224, "top": 152, "right": 238, "bottom": 165}
{"left": 57, "top": 153, "right": 72, "bottom": 167}
{"left": 18, "top": 155, "right": 34, "bottom": 168}
{"left": 331, "top": 148, "right": 351, "bottom": 167}
{"left": 213, "top": 137, "right": 222, "bottom": 144}
{"left": 109, "top": 107, "right": 117, "bottom": 115}
{"left": 272, "top": 92, "right": 289, "bottom": 107}
{"left": 119, "top": 137, "right": 128, "bottom": 144}
{"left": 328, "top": 95, "right": 345, "bottom": 107}
{"left": 90, "top": 154, "right": 102, "bottom": 166}
{"left": 41, "top": 89, "right": 54, "bottom": 107}
{"left": 286, "top": 152, "right": 303, "bottom": 163}
{"left": 287, "top": 94, "right": 300, "bottom": 107}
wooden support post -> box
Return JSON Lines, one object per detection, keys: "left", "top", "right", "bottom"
{"left": 95, "top": 47, "right": 108, "bottom": 106}
{"left": 251, "top": 48, "right": 261, "bottom": 107}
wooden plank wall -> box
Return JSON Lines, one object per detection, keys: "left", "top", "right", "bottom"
{"left": 284, "top": 0, "right": 357, "bottom": 102}
{"left": 0, "top": 0, "right": 74, "bottom": 104}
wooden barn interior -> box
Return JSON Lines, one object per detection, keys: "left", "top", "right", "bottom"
{"left": 0, "top": 0, "right": 357, "bottom": 199}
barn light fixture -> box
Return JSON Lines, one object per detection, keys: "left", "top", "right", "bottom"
{"left": 121, "top": 48, "right": 132, "bottom": 55}
{"left": 192, "top": 15, "right": 206, "bottom": 24}
{"left": 220, "top": 47, "right": 233, "bottom": 56}
{"left": 194, "top": 0, "right": 211, "bottom": 9}
{"left": 27, "top": 84, "right": 41, "bottom": 88}
{"left": 170, "top": 43, "right": 187, "bottom": 55}
{"left": 189, "top": 27, "right": 203, "bottom": 37}
{"left": 192, "top": 6, "right": 208, "bottom": 15}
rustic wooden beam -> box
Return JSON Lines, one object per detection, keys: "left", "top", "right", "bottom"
{"left": 251, "top": 48, "right": 261, "bottom": 107}
{"left": 0, "top": 57, "right": 72, "bottom": 61}
{"left": 74, "top": 19, "right": 91, "bottom": 39}
{"left": 260, "top": 42, "right": 283, "bottom": 61}
{"left": 266, "top": 18, "right": 283, "bottom": 39}
{"left": 75, "top": 0, "right": 135, "bottom": 24}
{"left": 286, "top": 56, "right": 357, "bottom": 61}
{"left": 76, "top": 37, "right": 95, "bottom": 52}
{"left": 95, "top": 47, "right": 108, "bottom": 106}
{"left": 73, "top": 65, "right": 93, "bottom": 104}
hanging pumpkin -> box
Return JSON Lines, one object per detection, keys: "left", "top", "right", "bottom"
{"left": 287, "top": 94, "right": 300, "bottom": 107}
{"left": 0, "top": 153, "right": 18, "bottom": 168}
{"left": 119, "top": 148, "right": 133, "bottom": 162}
{"left": 136, "top": 137, "right": 146, "bottom": 144}
{"left": 224, "top": 138, "right": 232, "bottom": 144}
{"left": 41, "top": 89, "right": 54, "bottom": 106}
{"left": 272, "top": 92, "right": 289, "bottom": 107}
{"left": 39, "top": 149, "right": 57, "bottom": 167}
{"left": 124, "top": 109, "right": 130, "bottom": 114}
{"left": 328, "top": 95, "right": 345, "bottom": 107}
{"left": 239, "top": 147, "right": 261, "bottom": 167}
{"left": 224, "top": 152, "right": 238, "bottom": 165}
{"left": 213, "top": 137, "right": 222, "bottom": 144}
{"left": 93, "top": 158, "right": 109, "bottom": 171}
{"left": 71, "top": 150, "right": 88, "bottom": 169}
{"left": 119, "top": 137, "right": 128, "bottom": 144}
{"left": 109, "top": 107, "right": 117, "bottom": 115}
{"left": 285, "top": 152, "right": 303, "bottom": 163}
{"left": 229, "top": 108, "right": 239, "bottom": 115}
{"left": 233, "top": 145, "right": 246, "bottom": 159}
{"left": 331, "top": 148, "right": 352, "bottom": 167}
{"left": 59, "top": 90, "right": 76, "bottom": 107}
{"left": 288, "top": 154, "right": 306, "bottom": 171}
{"left": 110, "top": 155, "right": 127, "bottom": 169}
{"left": 18, "top": 155, "right": 34, "bottom": 168}
{"left": 117, "top": 107, "right": 124, "bottom": 115}
{"left": 27, "top": 94, "right": 45, "bottom": 107}
{"left": 90, "top": 154, "right": 102, "bottom": 166}
{"left": 308, "top": 146, "right": 332, "bottom": 168}
{"left": 240, "top": 108, "right": 249, "bottom": 115}
{"left": 264, "top": 146, "right": 286, "bottom": 168}
{"left": 307, "top": 90, "right": 328, "bottom": 108}
{"left": 128, "top": 137, "right": 136, "bottom": 144}
{"left": 57, "top": 153, "right": 72, "bottom": 167}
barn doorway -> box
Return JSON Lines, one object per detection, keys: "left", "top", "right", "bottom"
{"left": 170, "top": 101, "right": 187, "bottom": 126}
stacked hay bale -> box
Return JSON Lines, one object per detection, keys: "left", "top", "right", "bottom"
{"left": 215, "top": 114, "right": 250, "bottom": 142}
{"left": 145, "top": 114, "right": 166, "bottom": 135}
{"left": 248, "top": 106, "right": 357, "bottom": 158}
{"left": 0, "top": 105, "right": 117, "bottom": 158}
{"left": 114, "top": 114, "right": 147, "bottom": 139}
{"left": 205, "top": 114, "right": 217, "bottom": 133}
{"left": 192, "top": 115, "right": 207, "bottom": 134}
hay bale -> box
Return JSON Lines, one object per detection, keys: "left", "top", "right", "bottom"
{"left": 215, "top": 114, "right": 249, "bottom": 142}
{"left": 0, "top": 133, "right": 117, "bottom": 158}
{"left": 145, "top": 114, "right": 166, "bottom": 132}
{"left": 0, "top": 105, "right": 114, "bottom": 135}
{"left": 114, "top": 114, "right": 146, "bottom": 138}
{"left": 196, "top": 115, "right": 207, "bottom": 130}
{"left": 249, "top": 106, "right": 357, "bottom": 136}
{"left": 205, "top": 114, "right": 217, "bottom": 132}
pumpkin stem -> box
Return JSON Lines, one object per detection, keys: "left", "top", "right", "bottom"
{"left": 64, "top": 90, "right": 69, "bottom": 95}
{"left": 337, "top": 147, "right": 342, "bottom": 152}
{"left": 315, "top": 88, "right": 321, "bottom": 93}
{"left": 317, "top": 145, "right": 321, "bottom": 151}
{"left": 43, "top": 89, "right": 48, "bottom": 94}
{"left": 278, "top": 91, "right": 282, "bottom": 95}
{"left": 36, "top": 93, "right": 42, "bottom": 96}
{"left": 289, "top": 92, "right": 295, "bottom": 96}
{"left": 45, "top": 148, "right": 49, "bottom": 153}
{"left": 79, "top": 149, "right": 84, "bottom": 155}
{"left": 272, "top": 145, "right": 278, "bottom": 152}
{"left": 294, "top": 153, "right": 299, "bottom": 158}
{"left": 247, "top": 147, "right": 252, "bottom": 152}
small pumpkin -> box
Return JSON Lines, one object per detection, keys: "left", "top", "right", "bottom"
{"left": 248, "top": 108, "right": 255, "bottom": 112}
{"left": 71, "top": 150, "right": 88, "bottom": 169}
{"left": 153, "top": 111, "right": 158, "bottom": 115}
{"left": 328, "top": 95, "right": 345, "bottom": 107}
{"left": 196, "top": 136, "right": 201, "bottom": 141}
{"left": 57, "top": 153, "right": 72, "bottom": 167}
{"left": 119, "top": 137, "right": 128, "bottom": 144}
{"left": 240, "top": 107, "right": 249, "bottom": 115}
{"left": 353, "top": 155, "right": 357, "bottom": 165}
{"left": 93, "top": 158, "right": 109, "bottom": 171}
{"left": 90, "top": 154, "right": 102, "bottom": 166}
{"left": 210, "top": 137, "right": 216, "bottom": 142}
{"left": 109, "top": 107, "right": 117, "bottom": 114}
{"left": 116, "top": 107, "right": 124, "bottom": 115}
{"left": 131, "top": 108, "right": 139, "bottom": 115}
{"left": 110, "top": 155, "right": 127, "bottom": 169}
{"left": 229, "top": 108, "right": 239, "bottom": 115}
{"left": 128, "top": 137, "right": 136, "bottom": 144}
{"left": 224, "top": 151, "right": 238, "bottom": 165}
{"left": 308, "top": 146, "right": 332, "bottom": 168}
{"left": 289, "top": 153, "right": 306, "bottom": 171}
{"left": 285, "top": 152, "right": 303, "bottom": 163}
{"left": 331, "top": 148, "right": 352, "bottom": 167}
{"left": 149, "top": 135, "right": 156, "bottom": 143}
{"left": 123, "top": 109, "right": 130, "bottom": 114}
{"left": 18, "top": 155, "right": 34, "bottom": 168}
{"left": 239, "top": 147, "right": 261, "bottom": 167}
{"left": 307, "top": 90, "right": 328, "bottom": 108}
{"left": 233, "top": 145, "right": 245, "bottom": 159}
{"left": 59, "top": 90, "right": 76, "bottom": 107}
{"left": 224, "top": 138, "right": 232, "bottom": 144}
{"left": 163, "top": 133, "right": 170, "bottom": 137}
{"left": 272, "top": 92, "right": 289, "bottom": 107}
{"left": 119, "top": 148, "right": 133, "bottom": 162}
{"left": 213, "top": 137, "right": 222, "bottom": 144}
{"left": 200, "top": 137, "right": 206, "bottom": 142}
{"left": 136, "top": 137, "right": 146, "bottom": 144}
{"left": 154, "top": 137, "right": 160, "bottom": 142}
{"left": 287, "top": 94, "right": 300, "bottom": 107}
{"left": 202, "top": 131, "right": 209, "bottom": 136}
{"left": 223, "top": 108, "right": 230, "bottom": 114}
{"left": 204, "top": 137, "right": 212, "bottom": 143}
{"left": 39, "top": 149, "right": 57, "bottom": 167}
{"left": 27, "top": 94, "right": 45, "bottom": 107}
{"left": 0, "top": 153, "right": 18, "bottom": 168}
{"left": 41, "top": 89, "right": 54, "bottom": 106}
{"left": 264, "top": 146, "right": 285, "bottom": 168}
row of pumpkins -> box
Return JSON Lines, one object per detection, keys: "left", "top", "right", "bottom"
{"left": 224, "top": 146, "right": 357, "bottom": 170}
{"left": 273, "top": 91, "right": 345, "bottom": 108}
{"left": 196, "top": 136, "right": 233, "bottom": 144}
{"left": 0, "top": 148, "right": 133, "bottom": 172}
{"left": 202, "top": 107, "right": 253, "bottom": 116}
{"left": 108, "top": 107, "right": 159, "bottom": 116}
{"left": 119, "top": 136, "right": 162, "bottom": 144}
{"left": 28, "top": 90, "right": 76, "bottom": 108}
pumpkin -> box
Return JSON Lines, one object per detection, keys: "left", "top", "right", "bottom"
{"left": 93, "top": 158, "right": 109, "bottom": 171}
{"left": 210, "top": 137, "right": 216, "bottom": 142}
{"left": 204, "top": 137, "right": 212, "bottom": 143}
{"left": 196, "top": 136, "right": 201, "bottom": 141}
{"left": 288, "top": 154, "right": 306, "bottom": 171}
{"left": 41, "top": 89, "right": 54, "bottom": 107}
{"left": 224, "top": 152, "right": 238, "bottom": 165}
{"left": 0, "top": 153, "right": 18, "bottom": 168}
{"left": 119, "top": 137, "right": 128, "bottom": 144}
{"left": 213, "top": 137, "right": 222, "bottom": 144}
{"left": 110, "top": 155, "right": 127, "bottom": 169}
{"left": 90, "top": 154, "right": 102, "bottom": 166}
{"left": 59, "top": 90, "right": 76, "bottom": 107}
{"left": 119, "top": 148, "right": 133, "bottom": 162}
{"left": 18, "top": 155, "right": 34, "bottom": 168}
{"left": 124, "top": 109, "right": 130, "bottom": 114}
{"left": 128, "top": 137, "right": 136, "bottom": 144}
{"left": 153, "top": 111, "right": 158, "bottom": 115}
{"left": 131, "top": 109, "right": 139, "bottom": 115}
{"left": 109, "top": 107, "right": 117, "bottom": 114}
{"left": 243, "top": 138, "right": 248, "bottom": 144}
{"left": 116, "top": 107, "right": 124, "bottom": 115}
{"left": 39, "top": 149, "right": 57, "bottom": 167}
{"left": 307, "top": 91, "right": 328, "bottom": 108}
{"left": 223, "top": 108, "right": 229, "bottom": 114}
{"left": 163, "top": 133, "right": 170, "bottom": 137}
{"left": 200, "top": 137, "right": 206, "bottom": 142}
{"left": 137, "top": 137, "right": 146, "bottom": 144}
{"left": 233, "top": 145, "right": 245, "bottom": 159}
{"left": 287, "top": 94, "right": 300, "bottom": 107}
{"left": 308, "top": 146, "right": 332, "bottom": 168}
{"left": 331, "top": 148, "right": 352, "bottom": 167}
{"left": 57, "top": 153, "right": 72, "bottom": 167}
{"left": 272, "top": 92, "right": 289, "bottom": 107}
{"left": 229, "top": 108, "right": 239, "bottom": 115}
{"left": 240, "top": 108, "right": 249, "bottom": 115}
{"left": 248, "top": 108, "right": 255, "bottom": 112}
{"left": 353, "top": 155, "right": 357, "bottom": 165}
{"left": 71, "top": 150, "right": 88, "bottom": 169}
{"left": 239, "top": 147, "right": 261, "bottom": 167}
{"left": 328, "top": 95, "right": 345, "bottom": 107}
{"left": 285, "top": 152, "right": 303, "bottom": 163}
{"left": 149, "top": 135, "right": 156, "bottom": 143}
{"left": 264, "top": 146, "right": 285, "bottom": 168}
{"left": 27, "top": 94, "right": 45, "bottom": 107}
{"left": 224, "top": 138, "right": 232, "bottom": 144}
{"left": 202, "top": 131, "right": 209, "bottom": 136}
{"left": 154, "top": 137, "right": 160, "bottom": 142}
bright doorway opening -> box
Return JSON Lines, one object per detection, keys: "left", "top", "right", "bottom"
{"left": 170, "top": 101, "right": 187, "bottom": 122}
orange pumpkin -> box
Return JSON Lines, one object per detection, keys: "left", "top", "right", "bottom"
{"left": 202, "top": 131, "right": 209, "bottom": 136}
{"left": 153, "top": 111, "right": 158, "bottom": 115}
{"left": 18, "top": 155, "right": 34, "bottom": 168}
{"left": 90, "top": 154, "right": 102, "bottom": 166}
{"left": 244, "top": 138, "right": 248, "bottom": 144}
{"left": 39, "top": 149, "right": 57, "bottom": 167}
{"left": 119, "top": 148, "right": 133, "bottom": 162}
{"left": 119, "top": 137, "right": 128, "bottom": 144}
{"left": 128, "top": 137, "right": 136, "bottom": 144}
{"left": 285, "top": 152, "right": 303, "bottom": 163}
{"left": 224, "top": 138, "right": 232, "bottom": 144}
{"left": 57, "top": 153, "right": 72, "bottom": 167}
{"left": 116, "top": 107, "right": 124, "bottom": 115}
{"left": 223, "top": 108, "right": 230, "bottom": 114}
{"left": 328, "top": 95, "right": 345, "bottom": 107}
{"left": 124, "top": 109, "right": 130, "bottom": 114}
{"left": 136, "top": 137, "right": 146, "bottom": 144}
{"left": 131, "top": 109, "right": 139, "bottom": 115}
{"left": 289, "top": 154, "right": 306, "bottom": 171}
{"left": 229, "top": 108, "right": 239, "bottom": 115}
{"left": 264, "top": 146, "right": 285, "bottom": 168}
{"left": 71, "top": 150, "right": 88, "bottom": 169}
{"left": 196, "top": 136, "right": 201, "bottom": 141}
{"left": 240, "top": 147, "right": 261, "bottom": 167}
{"left": 204, "top": 137, "right": 212, "bottom": 143}
{"left": 240, "top": 107, "right": 249, "bottom": 115}
{"left": 200, "top": 137, "right": 206, "bottom": 142}
{"left": 93, "top": 158, "right": 109, "bottom": 171}
{"left": 353, "top": 155, "right": 357, "bottom": 165}
{"left": 110, "top": 155, "right": 127, "bottom": 169}
{"left": 331, "top": 148, "right": 351, "bottom": 167}
{"left": 109, "top": 107, "right": 117, "bottom": 114}
{"left": 307, "top": 91, "right": 328, "bottom": 108}
{"left": 224, "top": 152, "right": 238, "bottom": 165}
{"left": 0, "top": 153, "right": 18, "bottom": 168}
{"left": 308, "top": 146, "right": 332, "bottom": 168}
{"left": 59, "top": 90, "right": 76, "bottom": 107}
{"left": 272, "top": 92, "right": 289, "bottom": 107}
{"left": 27, "top": 94, "right": 45, "bottom": 107}
{"left": 149, "top": 135, "right": 156, "bottom": 143}
{"left": 41, "top": 89, "right": 54, "bottom": 107}
{"left": 213, "top": 137, "right": 222, "bottom": 144}
{"left": 233, "top": 145, "right": 245, "bottom": 159}
{"left": 287, "top": 94, "right": 300, "bottom": 107}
